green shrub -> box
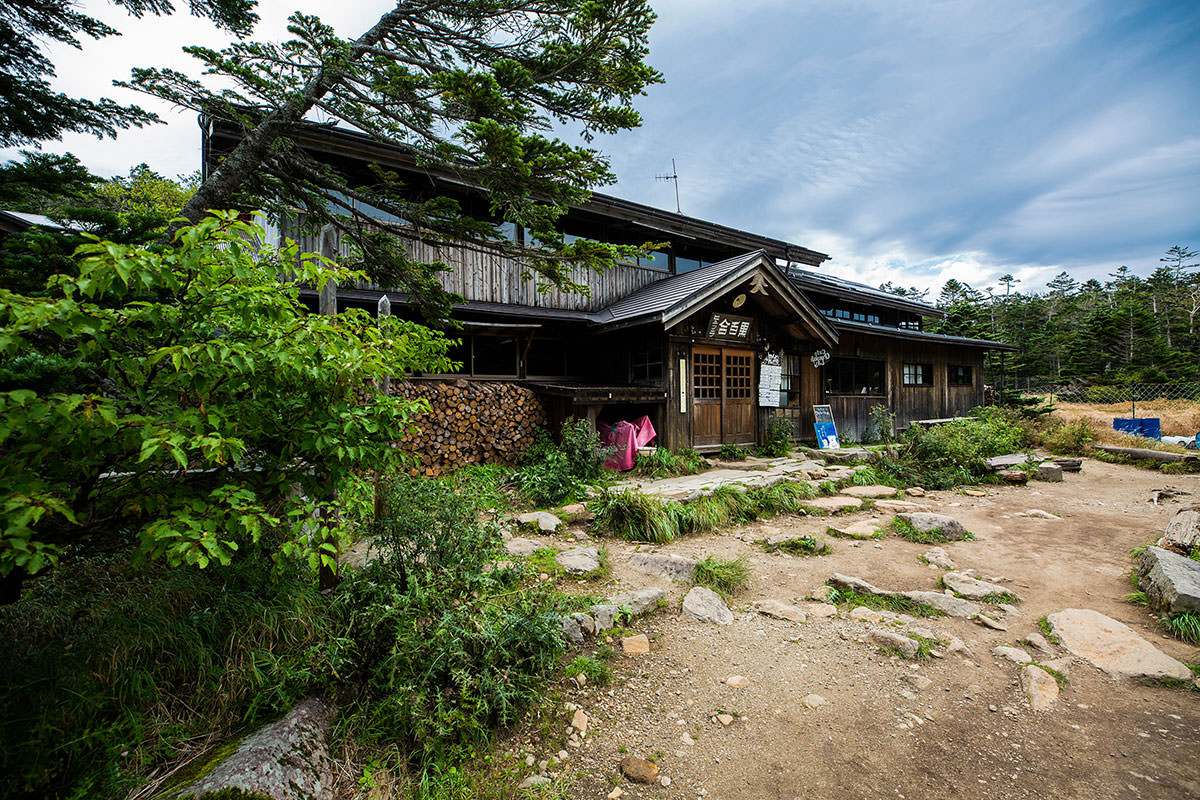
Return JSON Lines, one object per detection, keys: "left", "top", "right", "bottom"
{"left": 866, "top": 403, "right": 896, "bottom": 443}
{"left": 0, "top": 551, "right": 333, "bottom": 800}
{"left": 1166, "top": 611, "right": 1200, "bottom": 645}
{"left": 634, "top": 447, "right": 707, "bottom": 479}
{"left": 888, "top": 517, "right": 950, "bottom": 543}
{"left": 515, "top": 418, "right": 610, "bottom": 507}
{"left": 566, "top": 655, "right": 612, "bottom": 686}
{"left": 756, "top": 415, "right": 793, "bottom": 458}
{"left": 719, "top": 443, "right": 748, "bottom": 461}
{"left": 1038, "top": 419, "right": 1094, "bottom": 455}
{"left": 693, "top": 555, "right": 751, "bottom": 596}
{"left": 744, "top": 481, "right": 815, "bottom": 515}
{"left": 872, "top": 407, "right": 1030, "bottom": 489}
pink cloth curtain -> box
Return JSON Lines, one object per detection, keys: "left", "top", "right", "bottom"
{"left": 601, "top": 415, "right": 657, "bottom": 471}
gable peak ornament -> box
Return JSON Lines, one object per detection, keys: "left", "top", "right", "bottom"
{"left": 748, "top": 273, "right": 768, "bottom": 295}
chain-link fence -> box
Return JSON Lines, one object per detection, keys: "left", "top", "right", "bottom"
{"left": 1019, "top": 384, "right": 1200, "bottom": 437}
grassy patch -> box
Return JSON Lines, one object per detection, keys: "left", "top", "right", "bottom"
{"left": 909, "top": 634, "right": 946, "bottom": 660}
{"left": 979, "top": 591, "right": 1023, "bottom": 605}
{"left": 825, "top": 524, "right": 884, "bottom": 540}
{"left": 694, "top": 555, "right": 751, "bottom": 597}
{"left": 528, "top": 546, "right": 563, "bottom": 576}
{"left": 589, "top": 490, "right": 678, "bottom": 543}
{"left": 760, "top": 535, "right": 829, "bottom": 556}
{"left": 825, "top": 585, "right": 945, "bottom": 618}
{"left": 887, "top": 517, "right": 949, "bottom": 544}
{"left": 1124, "top": 590, "right": 1150, "bottom": 606}
{"left": 1165, "top": 610, "right": 1200, "bottom": 645}
{"left": 565, "top": 655, "right": 612, "bottom": 686}
{"left": 634, "top": 446, "right": 709, "bottom": 479}
{"left": 1037, "top": 616, "right": 1062, "bottom": 644}
{"left": 719, "top": 443, "right": 748, "bottom": 461}
{"left": 1033, "top": 662, "right": 1069, "bottom": 688}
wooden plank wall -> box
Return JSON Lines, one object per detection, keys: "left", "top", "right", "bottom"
{"left": 281, "top": 220, "right": 665, "bottom": 312}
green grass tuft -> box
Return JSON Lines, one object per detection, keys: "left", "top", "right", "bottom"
{"left": 979, "top": 591, "right": 1022, "bottom": 605}
{"left": 589, "top": 489, "right": 678, "bottom": 543}
{"left": 565, "top": 655, "right": 612, "bottom": 686}
{"left": 909, "top": 634, "right": 946, "bottom": 660}
{"left": 1033, "top": 662, "right": 1069, "bottom": 688}
{"left": 887, "top": 517, "right": 949, "bottom": 543}
{"left": 1124, "top": 590, "right": 1149, "bottom": 606}
{"left": 1037, "top": 615, "right": 1062, "bottom": 644}
{"left": 693, "top": 555, "right": 751, "bottom": 597}
{"left": 825, "top": 585, "right": 945, "bottom": 618}
{"left": 760, "top": 535, "right": 829, "bottom": 556}
{"left": 1165, "top": 610, "right": 1200, "bottom": 645}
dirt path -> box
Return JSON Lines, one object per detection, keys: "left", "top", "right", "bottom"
{"left": 512, "top": 460, "right": 1200, "bottom": 800}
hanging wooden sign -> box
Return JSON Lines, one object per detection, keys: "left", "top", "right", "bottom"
{"left": 706, "top": 313, "right": 753, "bottom": 341}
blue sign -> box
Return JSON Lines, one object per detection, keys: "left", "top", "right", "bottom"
{"left": 813, "top": 405, "right": 840, "bottom": 449}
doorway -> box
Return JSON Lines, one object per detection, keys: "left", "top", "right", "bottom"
{"left": 692, "top": 346, "right": 756, "bottom": 447}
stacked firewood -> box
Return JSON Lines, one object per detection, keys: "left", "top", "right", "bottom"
{"left": 391, "top": 379, "right": 548, "bottom": 475}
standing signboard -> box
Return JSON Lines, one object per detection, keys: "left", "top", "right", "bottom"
{"left": 813, "top": 404, "right": 840, "bottom": 449}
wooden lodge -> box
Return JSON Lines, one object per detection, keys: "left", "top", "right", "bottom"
{"left": 205, "top": 123, "right": 1014, "bottom": 453}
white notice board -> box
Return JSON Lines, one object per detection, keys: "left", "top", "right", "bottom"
{"left": 758, "top": 362, "right": 782, "bottom": 407}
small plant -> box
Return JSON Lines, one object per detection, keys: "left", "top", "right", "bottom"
{"left": 1037, "top": 616, "right": 1061, "bottom": 644}
{"left": 634, "top": 447, "right": 708, "bottom": 479}
{"left": 817, "top": 479, "right": 838, "bottom": 495}
{"left": 979, "top": 591, "right": 1022, "bottom": 605}
{"left": 516, "top": 418, "right": 611, "bottom": 507}
{"left": 756, "top": 415, "right": 794, "bottom": 458}
{"left": 866, "top": 403, "right": 896, "bottom": 443}
{"left": 693, "top": 555, "right": 751, "bottom": 596}
{"left": 719, "top": 443, "right": 748, "bottom": 461}
{"left": 909, "top": 634, "right": 946, "bottom": 660}
{"left": 1165, "top": 611, "right": 1200, "bottom": 645}
{"left": 761, "top": 535, "right": 828, "bottom": 556}
{"left": 589, "top": 489, "right": 677, "bottom": 543}
{"left": 1033, "top": 662, "right": 1069, "bottom": 688}
{"left": 528, "top": 546, "right": 563, "bottom": 577}
{"left": 1124, "top": 590, "right": 1149, "bottom": 606}
{"left": 566, "top": 655, "right": 612, "bottom": 686}
{"left": 888, "top": 517, "right": 949, "bottom": 544}
{"left": 824, "top": 584, "right": 945, "bottom": 617}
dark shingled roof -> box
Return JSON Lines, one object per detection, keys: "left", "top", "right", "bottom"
{"left": 595, "top": 251, "right": 767, "bottom": 326}
{"left": 788, "top": 267, "right": 945, "bottom": 319}
{"left": 833, "top": 318, "right": 1017, "bottom": 350}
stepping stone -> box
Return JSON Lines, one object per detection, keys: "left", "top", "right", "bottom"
{"left": 608, "top": 587, "right": 667, "bottom": 616}
{"left": 806, "top": 602, "right": 838, "bottom": 618}
{"left": 753, "top": 599, "right": 807, "bottom": 623}
{"left": 840, "top": 484, "right": 900, "bottom": 498}
{"left": 621, "top": 634, "right": 650, "bottom": 654}
{"left": 1047, "top": 608, "right": 1191, "bottom": 681}
{"left": 992, "top": 645, "right": 1032, "bottom": 666}
{"left": 628, "top": 553, "right": 697, "bottom": 583}
{"left": 868, "top": 628, "right": 918, "bottom": 658}
{"left": 923, "top": 547, "right": 956, "bottom": 570}
{"left": 557, "top": 547, "right": 600, "bottom": 574}
{"left": 1020, "top": 665, "right": 1059, "bottom": 710}
{"left": 804, "top": 496, "right": 863, "bottom": 513}
{"left": 504, "top": 537, "right": 539, "bottom": 557}
{"left": 874, "top": 499, "right": 926, "bottom": 512}
{"left": 943, "top": 571, "right": 1015, "bottom": 601}
{"left": 897, "top": 512, "right": 968, "bottom": 541}
{"left": 517, "top": 510, "right": 563, "bottom": 533}
{"left": 682, "top": 586, "right": 733, "bottom": 625}
{"left": 1036, "top": 463, "right": 1063, "bottom": 482}
{"left": 828, "top": 520, "right": 882, "bottom": 539}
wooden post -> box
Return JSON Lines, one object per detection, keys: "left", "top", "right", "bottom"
{"left": 318, "top": 275, "right": 338, "bottom": 589}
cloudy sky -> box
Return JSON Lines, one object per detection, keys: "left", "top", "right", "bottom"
{"left": 7, "top": 0, "right": 1199, "bottom": 296}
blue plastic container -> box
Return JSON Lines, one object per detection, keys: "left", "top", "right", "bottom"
{"left": 1113, "top": 418, "right": 1161, "bottom": 441}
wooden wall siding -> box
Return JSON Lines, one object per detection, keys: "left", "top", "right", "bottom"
{"left": 281, "top": 220, "right": 665, "bottom": 312}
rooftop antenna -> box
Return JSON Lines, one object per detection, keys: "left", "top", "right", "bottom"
{"left": 656, "top": 158, "right": 680, "bottom": 213}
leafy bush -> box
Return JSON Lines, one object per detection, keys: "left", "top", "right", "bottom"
{"left": 1037, "top": 419, "right": 1094, "bottom": 455}
{"left": 0, "top": 550, "right": 334, "bottom": 800}
{"left": 693, "top": 555, "right": 750, "bottom": 596}
{"left": 338, "top": 473, "right": 564, "bottom": 771}
{"left": 718, "top": 443, "right": 748, "bottom": 461}
{"left": 516, "top": 418, "right": 611, "bottom": 507}
{"left": 756, "top": 414, "right": 794, "bottom": 458}
{"left": 888, "top": 517, "right": 951, "bottom": 543}
{"left": 872, "top": 407, "right": 1030, "bottom": 489}
{"left": 866, "top": 403, "right": 896, "bottom": 443}
{"left": 566, "top": 655, "right": 611, "bottom": 685}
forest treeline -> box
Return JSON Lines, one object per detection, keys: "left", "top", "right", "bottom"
{"left": 882, "top": 246, "right": 1199, "bottom": 386}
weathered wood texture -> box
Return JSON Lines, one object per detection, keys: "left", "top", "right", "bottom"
{"left": 1092, "top": 444, "right": 1198, "bottom": 463}
{"left": 283, "top": 220, "right": 665, "bottom": 312}
{"left": 1157, "top": 507, "right": 1200, "bottom": 556}
{"left": 393, "top": 379, "right": 548, "bottom": 475}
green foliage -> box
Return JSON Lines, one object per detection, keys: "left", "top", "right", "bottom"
{"left": 515, "top": 418, "right": 609, "bottom": 507}
{"left": 718, "top": 443, "right": 748, "bottom": 461}
{"left": 1165, "top": 611, "right": 1200, "bottom": 645}
{"left": 888, "top": 517, "right": 950, "bottom": 544}
{"left": 0, "top": 215, "right": 452, "bottom": 583}
{"left": 1037, "top": 616, "right": 1061, "bottom": 644}
{"left": 566, "top": 655, "right": 611, "bottom": 686}
{"left": 744, "top": 480, "right": 816, "bottom": 515}
{"left": 633, "top": 446, "right": 707, "bottom": 479}
{"left": 825, "top": 585, "right": 945, "bottom": 617}
{"left": 0, "top": 549, "right": 333, "bottom": 799}
{"left": 761, "top": 535, "right": 829, "bottom": 556}
{"left": 908, "top": 634, "right": 946, "bottom": 660}
{"left": 866, "top": 403, "right": 896, "bottom": 443}
{"left": 589, "top": 489, "right": 678, "bottom": 544}
{"left": 979, "top": 591, "right": 1022, "bottom": 605}
{"left": 756, "top": 415, "right": 794, "bottom": 458}
{"left": 693, "top": 555, "right": 750, "bottom": 597}
{"left": 1037, "top": 419, "right": 1094, "bottom": 455}
{"left": 872, "top": 407, "right": 1029, "bottom": 489}
{"left": 1124, "top": 590, "right": 1149, "bottom": 606}
{"left": 335, "top": 475, "right": 564, "bottom": 773}
{"left": 448, "top": 464, "right": 517, "bottom": 513}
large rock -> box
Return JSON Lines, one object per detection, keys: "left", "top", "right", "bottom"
{"left": 897, "top": 512, "right": 967, "bottom": 541}
{"left": 172, "top": 696, "right": 335, "bottom": 800}
{"left": 1138, "top": 546, "right": 1200, "bottom": 615}
{"left": 764, "top": 532, "right": 830, "bottom": 553}
{"left": 517, "top": 511, "right": 563, "bottom": 533}
{"left": 826, "top": 520, "right": 882, "bottom": 540}
{"left": 628, "top": 552, "right": 697, "bottom": 582}
{"left": 504, "top": 537, "right": 539, "bottom": 557}
{"left": 840, "top": 484, "right": 900, "bottom": 498}
{"left": 874, "top": 499, "right": 926, "bottom": 512}
{"left": 901, "top": 591, "right": 982, "bottom": 617}
{"left": 868, "top": 629, "right": 919, "bottom": 658}
{"left": 943, "top": 571, "right": 1015, "bottom": 601}
{"left": 1020, "top": 665, "right": 1059, "bottom": 710}
{"left": 1047, "top": 608, "right": 1191, "bottom": 681}
{"left": 753, "top": 599, "right": 808, "bottom": 623}
{"left": 1157, "top": 507, "right": 1200, "bottom": 556}
{"left": 557, "top": 547, "right": 600, "bottom": 574}
{"left": 682, "top": 586, "right": 734, "bottom": 625}
{"left": 589, "top": 604, "right": 619, "bottom": 631}
{"left": 608, "top": 587, "right": 666, "bottom": 616}
{"left": 1036, "top": 463, "right": 1064, "bottom": 482}
{"left": 803, "top": 496, "right": 864, "bottom": 513}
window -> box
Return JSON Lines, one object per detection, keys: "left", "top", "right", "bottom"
{"left": 779, "top": 353, "right": 801, "bottom": 407}
{"left": 948, "top": 365, "right": 974, "bottom": 386}
{"left": 472, "top": 335, "right": 518, "bottom": 376}
{"left": 825, "top": 358, "right": 885, "bottom": 395}
{"left": 526, "top": 337, "right": 565, "bottom": 376}
{"left": 638, "top": 250, "right": 667, "bottom": 270}
{"left": 630, "top": 346, "right": 664, "bottom": 383}
{"left": 903, "top": 363, "right": 933, "bottom": 386}
{"left": 674, "top": 255, "right": 703, "bottom": 274}
{"left": 898, "top": 316, "right": 921, "bottom": 331}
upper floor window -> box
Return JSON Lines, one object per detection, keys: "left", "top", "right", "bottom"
{"left": 674, "top": 255, "right": 704, "bottom": 274}
{"left": 903, "top": 362, "right": 933, "bottom": 386}
{"left": 630, "top": 346, "right": 664, "bottom": 383}
{"left": 948, "top": 365, "right": 974, "bottom": 386}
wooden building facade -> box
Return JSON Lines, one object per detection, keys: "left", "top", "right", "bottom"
{"left": 206, "top": 123, "right": 1014, "bottom": 451}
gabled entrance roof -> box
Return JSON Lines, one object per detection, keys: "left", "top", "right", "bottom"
{"left": 591, "top": 250, "right": 839, "bottom": 347}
